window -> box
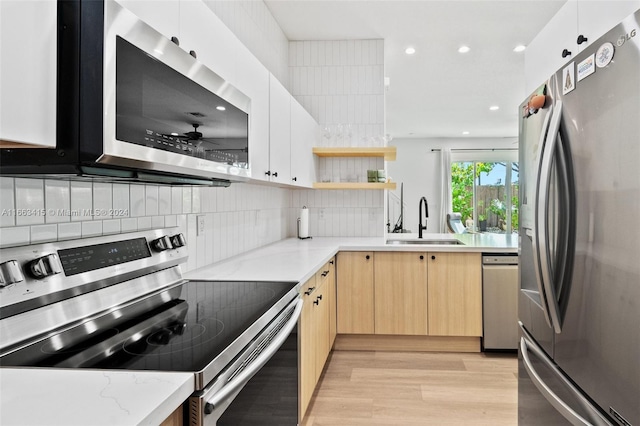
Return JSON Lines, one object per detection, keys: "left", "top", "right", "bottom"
{"left": 451, "top": 156, "right": 519, "bottom": 234}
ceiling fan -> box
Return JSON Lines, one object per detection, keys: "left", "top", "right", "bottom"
{"left": 166, "top": 123, "right": 216, "bottom": 144}
{"left": 164, "top": 123, "right": 248, "bottom": 153}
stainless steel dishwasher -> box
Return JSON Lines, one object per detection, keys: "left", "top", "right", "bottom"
{"left": 482, "top": 253, "right": 519, "bottom": 350}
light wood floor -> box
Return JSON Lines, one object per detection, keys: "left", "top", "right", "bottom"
{"left": 303, "top": 350, "right": 518, "bottom": 426}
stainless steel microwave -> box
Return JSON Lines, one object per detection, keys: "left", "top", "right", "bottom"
{"left": 0, "top": 0, "right": 251, "bottom": 186}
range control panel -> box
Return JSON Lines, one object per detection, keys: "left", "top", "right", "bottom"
{"left": 0, "top": 228, "right": 187, "bottom": 318}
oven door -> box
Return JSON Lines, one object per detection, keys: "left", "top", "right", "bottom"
{"left": 96, "top": 0, "right": 251, "bottom": 181}
{"left": 190, "top": 298, "right": 302, "bottom": 426}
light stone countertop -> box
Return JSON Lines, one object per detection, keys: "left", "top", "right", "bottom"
{"left": 0, "top": 368, "right": 194, "bottom": 426}
{"left": 185, "top": 233, "right": 518, "bottom": 284}
{"left": 0, "top": 233, "right": 516, "bottom": 426}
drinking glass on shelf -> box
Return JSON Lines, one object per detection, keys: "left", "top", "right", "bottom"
{"left": 322, "top": 125, "right": 332, "bottom": 146}
{"left": 345, "top": 124, "right": 353, "bottom": 145}
{"left": 334, "top": 124, "right": 344, "bottom": 146}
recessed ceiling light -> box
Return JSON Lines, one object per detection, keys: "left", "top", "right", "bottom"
{"left": 462, "top": 131, "right": 470, "bottom": 135}
{"left": 216, "top": 106, "right": 226, "bottom": 111}
{"left": 513, "top": 45, "right": 526, "bottom": 53}
{"left": 489, "top": 105, "right": 500, "bottom": 111}
{"left": 405, "top": 47, "right": 416, "bottom": 55}
{"left": 458, "top": 45, "right": 470, "bottom": 54}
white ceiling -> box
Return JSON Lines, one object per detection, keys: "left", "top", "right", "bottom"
{"left": 265, "top": 0, "right": 566, "bottom": 139}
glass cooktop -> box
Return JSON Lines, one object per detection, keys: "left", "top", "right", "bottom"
{"left": 0, "top": 280, "right": 297, "bottom": 373}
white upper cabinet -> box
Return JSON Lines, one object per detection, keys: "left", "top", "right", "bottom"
{"left": 179, "top": 1, "right": 238, "bottom": 85}
{"left": 525, "top": 0, "right": 640, "bottom": 94}
{"left": 524, "top": 1, "right": 578, "bottom": 93}
{"left": 0, "top": 1, "right": 57, "bottom": 147}
{"left": 236, "top": 49, "right": 270, "bottom": 183}
{"left": 290, "top": 99, "right": 318, "bottom": 188}
{"left": 115, "top": 0, "right": 180, "bottom": 40}
{"left": 268, "top": 75, "right": 292, "bottom": 185}
{"left": 576, "top": 1, "right": 640, "bottom": 52}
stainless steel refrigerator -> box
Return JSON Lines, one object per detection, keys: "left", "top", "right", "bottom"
{"left": 518, "top": 9, "right": 639, "bottom": 426}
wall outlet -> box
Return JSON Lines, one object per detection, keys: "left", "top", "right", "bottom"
{"left": 197, "top": 215, "right": 206, "bottom": 236}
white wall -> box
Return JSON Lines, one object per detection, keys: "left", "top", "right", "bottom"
{"left": 288, "top": 39, "right": 387, "bottom": 237}
{"left": 387, "top": 137, "right": 518, "bottom": 234}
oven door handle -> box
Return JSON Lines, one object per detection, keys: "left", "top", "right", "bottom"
{"left": 204, "top": 298, "right": 303, "bottom": 415}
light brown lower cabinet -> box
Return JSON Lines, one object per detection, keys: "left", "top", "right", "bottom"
{"left": 299, "top": 258, "right": 336, "bottom": 421}
{"left": 374, "top": 252, "right": 428, "bottom": 335}
{"left": 427, "top": 252, "right": 482, "bottom": 336}
{"left": 337, "top": 250, "right": 482, "bottom": 338}
{"left": 336, "top": 251, "right": 374, "bottom": 334}
{"left": 160, "top": 404, "right": 183, "bottom": 426}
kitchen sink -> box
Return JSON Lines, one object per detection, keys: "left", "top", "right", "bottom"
{"left": 385, "top": 239, "right": 465, "bottom": 245}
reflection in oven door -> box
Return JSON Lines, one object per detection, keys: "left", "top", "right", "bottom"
{"left": 191, "top": 299, "right": 302, "bottom": 426}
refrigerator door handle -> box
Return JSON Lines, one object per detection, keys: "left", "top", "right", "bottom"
{"left": 526, "top": 228, "right": 553, "bottom": 326}
{"left": 520, "top": 332, "right": 612, "bottom": 426}
{"left": 530, "top": 104, "right": 555, "bottom": 329}
{"left": 536, "top": 100, "right": 564, "bottom": 333}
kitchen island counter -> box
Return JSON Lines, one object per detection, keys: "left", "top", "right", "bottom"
{"left": 0, "top": 368, "right": 194, "bottom": 425}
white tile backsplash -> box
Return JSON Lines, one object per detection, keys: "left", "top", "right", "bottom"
{"left": 102, "top": 219, "right": 121, "bottom": 235}
{"left": 81, "top": 220, "right": 102, "bottom": 238}
{"left": 57, "top": 222, "right": 82, "bottom": 241}
{"left": 0, "top": 226, "right": 30, "bottom": 248}
{"left": 44, "top": 180, "right": 70, "bottom": 224}
{"left": 112, "top": 184, "right": 130, "bottom": 217}
{"left": 129, "top": 185, "right": 145, "bottom": 217}
{"left": 93, "top": 183, "right": 113, "bottom": 219}
{"left": 15, "top": 178, "right": 45, "bottom": 226}
{"left": 30, "top": 224, "right": 58, "bottom": 243}
{"left": 0, "top": 178, "right": 15, "bottom": 227}
{"left": 70, "top": 182, "right": 92, "bottom": 222}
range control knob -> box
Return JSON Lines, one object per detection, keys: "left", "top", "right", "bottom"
{"left": 151, "top": 236, "right": 173, "bottom": 252}
{"left": 29, "top": 254, "right": 62, "bottom": 279}
{"left": 170, "top": 233, "right": 186, "bottom": 248}
{"left": 0, "top": 260, "right": 24, "bottom": 288}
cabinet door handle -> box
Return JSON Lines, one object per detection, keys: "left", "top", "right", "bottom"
{"left": 292, "top": 177, "right": 297, "bottom": 182}
{"left": 365, "top": 255, "right": 370, "bottom": 260}
{"left": 321, "top": 270, "right": 329, "bottom": 277}
{"left": 304, "top": 286, "right": 316, "bottom": 295}
{"left": 189, "top": 50, "right": 197, "bottom": 59}
{"left": 420, "top": 255, "right": 424, "bottom": 260}
{"left": 431, "top": 255, "right": 436, "bottom": 260}
{"left": 171, "top": 36, "right": 180, "bottom": 46}
{"left": 329, "top": 260, "right": 334, "bottom": 265}
{"left": 561, "top": 48, "right": 572, "bottom": 58}
{"left": 313, "top": 296, "right": 321, "bottom": 305}
{"left": 265, "top": 171, "right": 271, "bottom": 176}
{"left": 576, "top": 35, "right": 588, "bottom": 45}
{"left": 273, "top": 172, "right": 278, "bottom": 177}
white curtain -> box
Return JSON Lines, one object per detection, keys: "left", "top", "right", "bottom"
{"left": 439, "top": 148, "right": 452, "bottom": 233}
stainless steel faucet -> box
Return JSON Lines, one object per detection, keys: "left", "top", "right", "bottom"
{"left": 418, "top": 196, "right": 429, "bottom": 238}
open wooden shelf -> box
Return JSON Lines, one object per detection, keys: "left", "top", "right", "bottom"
{"left": 312, "top": 147, "right": 396, "bottom": 161}
{"left": 312, "top": 182, "right": 397, "bottom": 190}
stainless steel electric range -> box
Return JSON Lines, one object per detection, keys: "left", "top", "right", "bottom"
{"left": 0, "top": 228, "right": 301, "bottom": 425}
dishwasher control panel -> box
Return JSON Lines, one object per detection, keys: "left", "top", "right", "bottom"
{"left": 482, "top": 254, "right": 519, "bottom": 265}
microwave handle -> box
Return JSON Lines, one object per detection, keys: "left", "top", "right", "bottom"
{"left": 204, "top": 298, "right": 303, "bottom": 415}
